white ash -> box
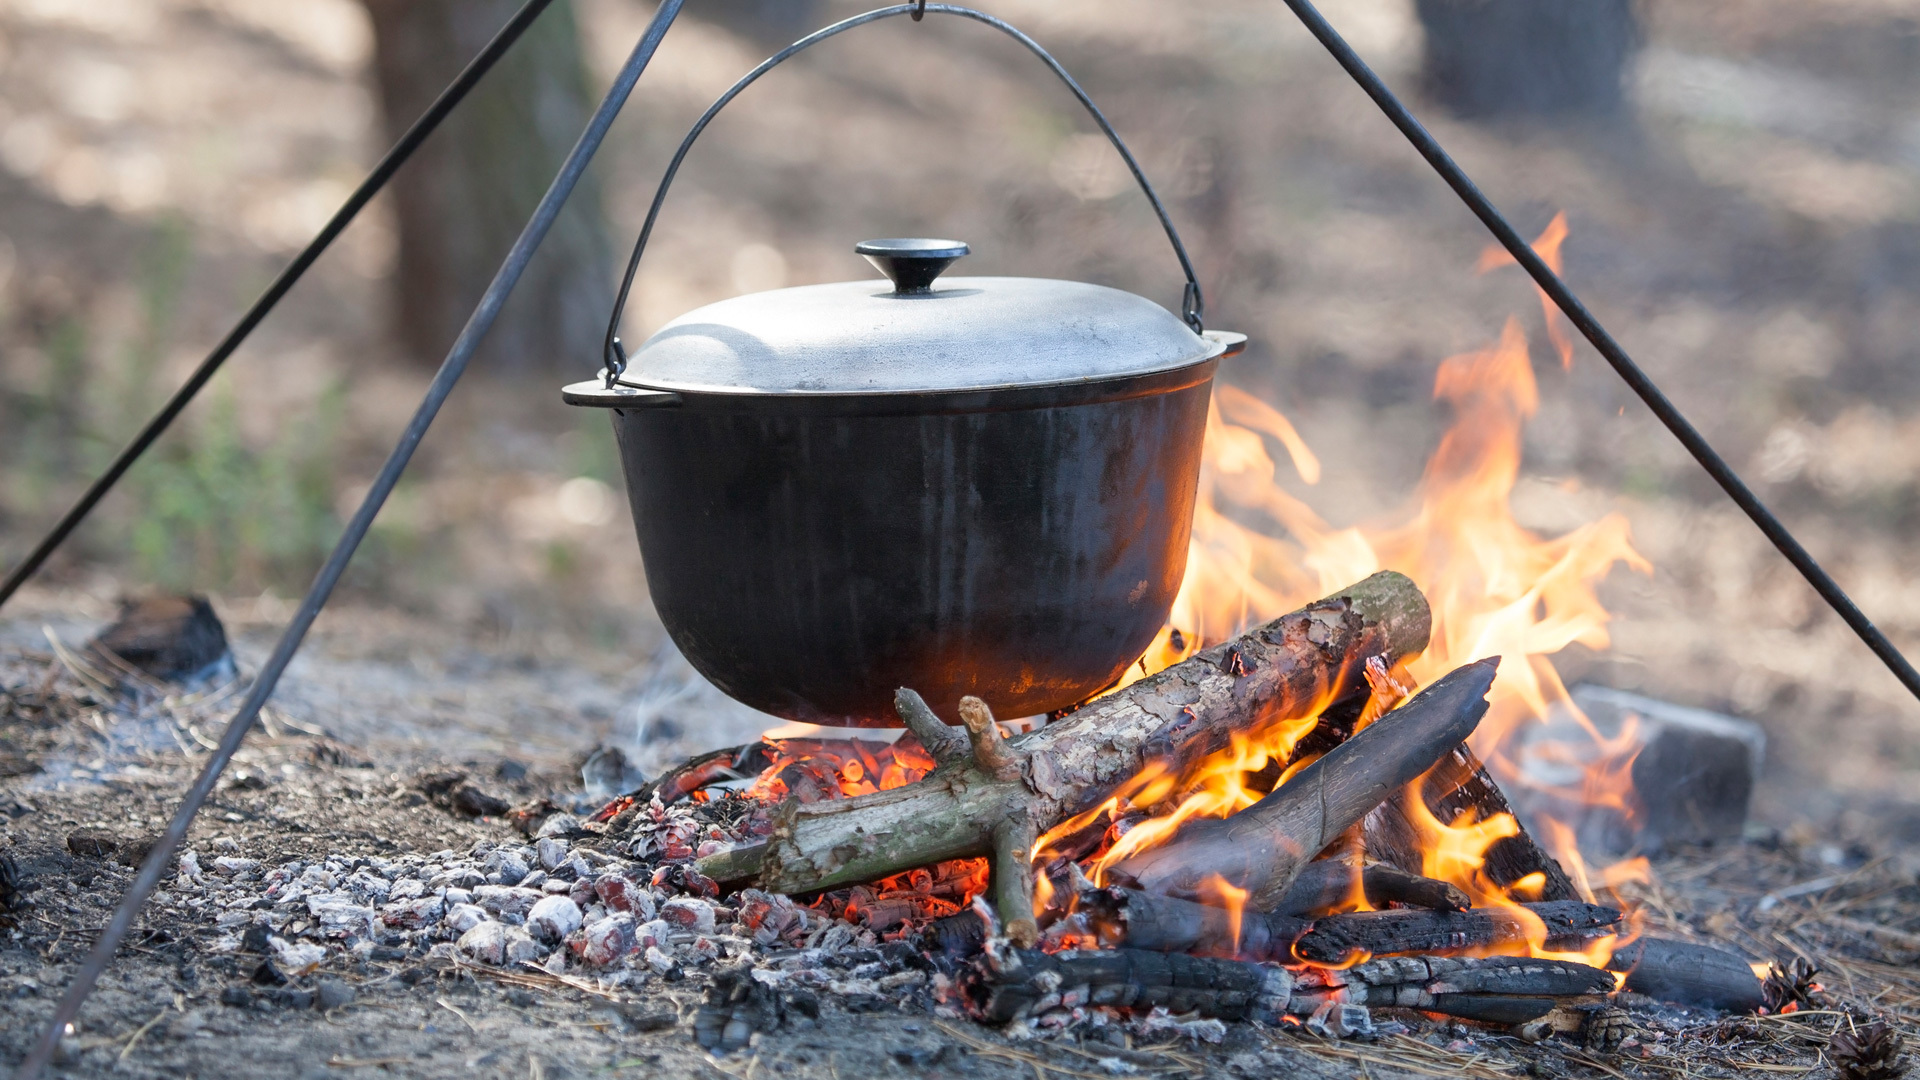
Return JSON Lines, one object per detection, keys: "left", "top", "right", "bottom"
{"left": 149, "top": 797, "right": 951, "bottom": 1022}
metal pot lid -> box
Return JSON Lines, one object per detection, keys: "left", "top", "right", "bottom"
{"left": 619, "top": 239, "right": 1227, "bottom": 396}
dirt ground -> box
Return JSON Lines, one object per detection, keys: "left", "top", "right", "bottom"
{"left": 2, "top": 633, "right": 1915, "bottom": 1080}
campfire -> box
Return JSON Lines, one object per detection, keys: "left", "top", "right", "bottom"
{"left": 544, "top": 221, "right": 1794, "bottom": 1054}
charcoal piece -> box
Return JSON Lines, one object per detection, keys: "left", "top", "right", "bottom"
{"left": 414, "top": 770, "right": 512, "bottom": 819}
{"left": 452, "top": 784, "right": 511, "bottom": 818}
{"left": 0, "top": 854, "right": 21, "bottom": 924}
{"left": 114, "top": 834, "right": 163, "bottom": 870}
{"left": 1605, "top": 938, "right": 1764, "bottom": 1012}
{"left": 694, "top": 966, "right": 776, "bottom": 1053}
{"left": 922, "top": 911, "right": 988, "bottom": 961}
{"left": 240, "top": 925, "right": 273, "bottom": 954}
{"left": 1306, "top": 1001, "right": 1373, "bottom": 1039}
{"left": 891, "top": 1045, "right": 955, "bottom": 1068}
{"left": 624, "top": 1010, "right": 678, "bottom": 1033}
{"left": 88, "top": 595, "right": 232, "bottom": 683}
{"left": 66, "top": 828, "right": 117, "bottom": 859}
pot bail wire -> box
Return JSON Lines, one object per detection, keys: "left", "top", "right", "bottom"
{"left": 601, "top": 3, "right": 1210, "bottom": 389}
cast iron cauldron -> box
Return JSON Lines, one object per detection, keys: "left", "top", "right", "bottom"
{"left": 563, "top": 9, "right": 1244, "bottom": 725}
{"left": 567, "top": 241, "right": 1243, "bottom": 725}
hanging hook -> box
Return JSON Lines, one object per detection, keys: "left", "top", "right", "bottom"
{"left": 911, "top": 0, "right": 926, "bottom": 20}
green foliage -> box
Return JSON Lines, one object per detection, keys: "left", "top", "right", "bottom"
{"left": 1, "top": 219, "right": 350, "bottom": 594}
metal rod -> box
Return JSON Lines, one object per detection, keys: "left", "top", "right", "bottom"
{"left": 7, "top": 3, "right": 686, "bottom": 1075}
{"left": 0, "top": 0, "right": 561, "bottom": 616}
{"left": 1276, "top": 0, "right": 1920, "bottom": 704}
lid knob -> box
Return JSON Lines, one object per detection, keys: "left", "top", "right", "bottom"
{"left": 855, "top": 238, "right": 969, "bottom": 296}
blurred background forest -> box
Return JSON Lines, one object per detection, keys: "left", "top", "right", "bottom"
{"left": 1, "top": 0, "right": 1918, "bottom": 835}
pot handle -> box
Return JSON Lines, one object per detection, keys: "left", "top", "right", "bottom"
{"left": 602, "top": 4, "right": 1209, "bottom": 388}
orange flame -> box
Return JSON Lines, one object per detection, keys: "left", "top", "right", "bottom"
{"left": 1198, "top": 874, "right": 1250, "bottom": 957}
{"left": 1035, "top": 213, "right": 1652, "bottom": 964}
{"left": 1479, "top": 212, "right": 1575, "bottom": 370}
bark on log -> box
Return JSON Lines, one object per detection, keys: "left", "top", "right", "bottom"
{"left": 1291, "top": 900, "right": 1623, "bottom": 964}
{"left": 1363, "top": 741, "right": 1585, "bottom": 902}
{"left": 699, "top": 572, "right": 1433, "bottom": 895}
{"left": 1606, "top": 938, "right": 1764, "bottom": 1012}
{"left": 1105, "top": 658, "right": 1499, "bottom": 910}
{"left": 1276, "top": 856, "right": 1469, "bottom": 917}
{"left": 893, "top": 688, "right": 967, "bottom": 765}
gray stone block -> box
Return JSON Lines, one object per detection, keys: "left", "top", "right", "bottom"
{"left": 1510, "top": 685, "right": 1764, "bottom": 855}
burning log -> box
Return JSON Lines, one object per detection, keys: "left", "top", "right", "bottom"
{"left": 1078, "top": 886, "right": 1618, "bottom": 964}
{"left": 1103, "top": 657, "right": 1499, "bottom": 910}
{"left": 1605, "top": 937, "right": 1765, "bottom": 1012}
{"left": 1364, "top": 741, "right": 1584, "bottom": 902}
{"left": 1275, "top": 855, "right": 1469, "bottom": 917}
{"left": 700, "top": 572, "right": 1434, "bottom": 938}
{"left": 1289, "top": 900, "right": 1623, "bottom": 964}
{"left": 1079, "top": 887, "right": 1310, "bottom": 961}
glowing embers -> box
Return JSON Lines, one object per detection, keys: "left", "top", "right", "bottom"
{"left": 745, "top": 735, "right": 939, "bottom": 802}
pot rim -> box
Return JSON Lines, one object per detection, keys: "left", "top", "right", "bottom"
{"left": 564, "top": 330, "right": 1243, "bottom": 415}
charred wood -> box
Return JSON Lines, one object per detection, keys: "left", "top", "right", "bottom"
{"left": 1105, "top": 658, "right": 1498, "bottom": 910}
{"left": 963, "top": 945, "right": 1294, "bottom": 1025}
{"left": 1290, "top": 900, "right": 1623, "bottom": 964}
{"left": 964, "top": 948, "right": 1617, "bottom": 1028}
{"left": 1606, "top": 937, "right": 1764, "bottom": 1012}
{"left": 1079, "top": 887, "right": 1616, "bottom": 965}
{"left": 1079, "top": 887, "right": 1309, "bottom": 962}
{"left": 1276, "top": 855, "right": 1470, "bottom": 917}
{"left": 700, "top": 572, "right": 1433, "bottom": 895}
{"left": 1363, "top": 740, "right": 1584, "bottom": 902}
{"left": 1289, "top": 954, "right": 1616, "bottom": 1018}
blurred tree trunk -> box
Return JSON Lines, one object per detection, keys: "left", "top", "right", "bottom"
{"left": 1416, "top": 0, "right": 1639, "bottom": 119}
{"left": 360, "top": 0, "right": 611, "bottom": 376}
